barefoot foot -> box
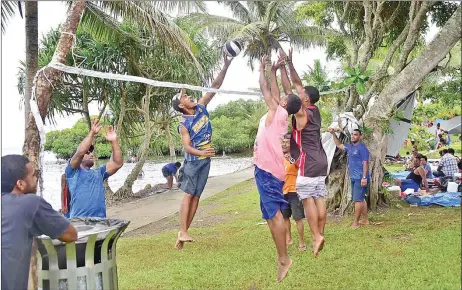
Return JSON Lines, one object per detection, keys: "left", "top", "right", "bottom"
{"left": 351, "top": 223, "right": 360, "bottom": 229}
{"left": 360, "top": 220, "right": 369, "bottom": 226}
{"left": 298, "top": 244, "right": 307, "bottom": 252}
{"left": 277, "top": 259, "right": 293, "bottom": 282}
{"left": 286, "top": 239, "right": 293, "bottom": 246}
{"left": 178, "top": 231, "right": 195, "bottom": 242}
{"left": 313, "top": 237, "right": 325, "bottom": 258}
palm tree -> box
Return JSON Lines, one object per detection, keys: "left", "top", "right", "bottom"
{"left": 302, "top": 59, "right": 330, "bottom": 92}
{"left": 182, "top": 1, "right": 325, "bottom": 68}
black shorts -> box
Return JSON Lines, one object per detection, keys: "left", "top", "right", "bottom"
{"left": 281, "top": 192, "right": 305, "bottom": 221}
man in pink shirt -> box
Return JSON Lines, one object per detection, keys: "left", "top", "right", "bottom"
{"left": 254, "top": 55, "right": 302, "bottom": 282}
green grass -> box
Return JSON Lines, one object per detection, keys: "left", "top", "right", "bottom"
{"left": 385, "top": 163, "right": 405, "bottom": 173}
{"left": 116, "top": 182, "right": 461, "bottom": 290}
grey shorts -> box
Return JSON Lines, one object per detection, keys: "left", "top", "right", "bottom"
{"left": 281, "top": 192, "right": 305, "bottom": 221}
{"left": 296, "top": 176, "right": 327, "bottom": 200}
{"left": 178, "top": 158, "right": 211, "bottom": 197}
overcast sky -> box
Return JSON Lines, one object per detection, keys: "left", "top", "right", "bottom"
{"left": 1, "top": 2, "right": 437, "bottom": 155}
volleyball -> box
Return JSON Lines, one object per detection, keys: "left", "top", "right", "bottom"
{"left": 223, "top": 40, "right": 242, "bottom": 58}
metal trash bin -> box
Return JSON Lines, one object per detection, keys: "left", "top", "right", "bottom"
{"left": 36, "top": 217, "right": 129, "bottom": 290}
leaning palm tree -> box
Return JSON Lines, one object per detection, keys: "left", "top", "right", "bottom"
{"left": 302, "top": 59, "right": 330, "bottom": 92}
{"left": 182, "top": 1, "right": 326, "bottom": 68}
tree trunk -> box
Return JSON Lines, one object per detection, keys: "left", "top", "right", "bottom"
{"left": 365, "top": 6, "right": 461, "bottom": 121}
{"left": 113, "top": 88, "right": 153, "bottom": 200}
{"left": 24, "top": 1, "right": 38, "bottom": 126}
{"left": 167, "top": 123, "right": 176, "bottom": 157}
{"left": 23, "top": 2, "right": 86, "bottom": 290}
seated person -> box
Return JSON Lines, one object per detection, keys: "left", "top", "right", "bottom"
{"left": 162, "top": 162, "right": 181, "bottom": 189}
{"left": 421, "top": 155, "right": 433, "bottom": 179}
{"left": 405, "top": 149, "right": 418, "bottom": 171}
{"left": 395, "top": 154, "right": 428, "bottom": 192}
{"left": 433, "top": 148, "right": 458, "bottom": 178}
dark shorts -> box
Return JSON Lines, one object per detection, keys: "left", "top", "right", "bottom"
{"left": 162, "top": 167, "right": 172, "bottom": 178}
{"left": 178, "top": 158, "right": 211, "bottom": 197}
{"left": 281, "top": 192, "right": 305, "bottom": 221}
{"left": 400, "top": 179, "right": 420, "bottom": 192}
{"left": 351, "top": 179, "right": 368, "bottom": 202}
{"left": 254, "top": 166, "right": 288, "bottom": 220}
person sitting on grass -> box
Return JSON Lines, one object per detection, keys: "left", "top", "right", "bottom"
{"left": 421, "top": 155, "right": 433, "bottom": 179}
{"left": 162, "top": 162, "right": 181, "bottom": 189}
{"left": 395, "top": 154, "right": 428, "bottom": 193}
{"left": 281, "top": 133, "right": 306, "bottom": 251}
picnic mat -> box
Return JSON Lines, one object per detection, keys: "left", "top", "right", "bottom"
{"left": 391, "top": 171, "right": 410, "bottom": 180}
{"left": 404, "top": 192, "right": 461, "bottom": 207}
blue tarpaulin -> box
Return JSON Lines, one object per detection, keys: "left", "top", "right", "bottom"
{"left": 391, "top": 171, "right": 461, "bottom": 207}
{"left": 404, "top": 192, "right": 461, "bottom": 207}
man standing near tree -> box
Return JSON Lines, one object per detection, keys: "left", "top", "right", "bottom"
{"left": 329, "top": 128, "right": 370, "bottom": 228}
{"left": 171, "top": 53, "right": 233, "bottom": 250}
{"left": 278, "top": 48, "right": 328, "bottom": 257}
{"left": 65, "top": 120, "right": 123, "bottom": 218}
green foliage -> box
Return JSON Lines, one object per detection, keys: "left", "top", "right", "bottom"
{"left": 45, "top": 117, "right": 112, "bottom": 159}
{"left": 296, "top": 2, "right": 333, "bottom": 28}
{"left": 340, "top": 66, "right": 372, "bottom": 95}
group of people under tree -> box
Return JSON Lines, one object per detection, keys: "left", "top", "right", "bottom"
{"left": 2, "top": 49, "right": 376, "bottom": 287}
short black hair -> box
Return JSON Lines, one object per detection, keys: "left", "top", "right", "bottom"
{"left": 422, "top": 155, "right": 428, "bottom": 161}
{"left": 172, "top": 97, "right": 183, "bottom": 113}
{"left": 284, "top": 133, "right": 292, "bottom": 139}
{"left": 448, "top": 148, "right": 455, "bottom": 154}
{"left": 304, "top": 86, "right": 320, "bottom": 104}
{"left": 439, "top": 150, "right": 444, "bottom": 156}
{"left": 406, "top": 152, "right": 410, "bottom": 155}
{"left": 1, "top": 155, "right": 30, "bottom": 193}
{"left": 353, "top": 129, "right": 362, "bottom": 135}
{"left": 175, "top": 162, "right": 181, "bottom": 168}
{"left": 416, "top": 153, "right": 424, "bottom": 159}
{"left": 442, "top": 149, "right": 449, "bottom": 154}
{"left": 286, "top": 94, "right": 302, "bottom": 115}
{"left": 437, "top": 123, "right": 440, "bottom": 127}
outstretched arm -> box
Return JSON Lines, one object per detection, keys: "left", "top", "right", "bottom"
{"left": 105, "top": 126, "right": 123, "bottom": 175}
{"left": 283, "top": 48, "right": 304, "bottom": 96}
{"left": 270, "top": 62, "right": 281, "bottom": 103}
{"left": 328, "top": 128, "right": 345, "bottom": 150}
{"left": 198, "top": 53, "right": 233, "bottom": 107}
{"left": 260, "top": 55, "right": 278, "bottom": 112}
{"left": 277, "top": 50, "right": 293, "bottom": 95}
{"left": 70, "top": 120, "right": 100, "bottom": 169}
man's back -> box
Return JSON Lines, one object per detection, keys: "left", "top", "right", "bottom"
{"left": 440, "top": 154, "right": 458, "bottom": 177}
{"left": 66, "top": 163, "right": 109, "bottom": 218}
{"left": 290, "top": 106, "right": 328, "bottom": 177}
{"left": 1, "top": 193, "right": 70, "bottom": 290}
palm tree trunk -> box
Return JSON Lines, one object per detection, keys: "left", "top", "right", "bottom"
{"left": 24, "top": 1, "right": 37, "bottom": 125}
{"left": 23, "top": 2, "right": 86, "bottom": 290}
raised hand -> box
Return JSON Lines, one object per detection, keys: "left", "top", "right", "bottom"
{"left": 223, "top": 52, "right": 233, "bottom": 67}
{"left": 260, "top": 55, "right": 268, "bottom": 71}
{"left": 90, "top": 119, "right": 102, "bottom": 135}
{"left": 328, "top": 127, "right": 335, "bottom": 134}
{"left": 105, "top": 125, "right": 117, "bottom": 142}
{"left": 288, "top": 47, "right": 293, "bottom": 63}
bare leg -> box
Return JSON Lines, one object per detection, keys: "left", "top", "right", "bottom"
{"left": 178, "top": 193, "right": 195, "bottom": 243}
{"left": 360, "top": 201, "right": 369, "bottom": 225}
{"left": 302, "top": 198, "right": 324, "bottom": 257}
{"left": 284, "top": 218, "right": 293, "bottom": 245}
{"left": 295, "top": 219, "right": 306, "bottom": 251}
{"left": 351, "top": 202, "right": 361, "bottom": 229}
{"left": 314, "top": 198, "right": 326, "bottom": 236}
{"left": 187, "top": 196, "right": 200, "bottom": 229}
{"left": 267, "top": 211, "right": 292, "bottom": 282}
{"left": 394, "top": 179, "right": 402, "bottom": 187}
{"left": 166, "top": 176, "right": 173, "bottom": 189}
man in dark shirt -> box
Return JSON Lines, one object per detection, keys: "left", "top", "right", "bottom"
{"left": 329, "top": 128, "right": 370, "bottom": 228}
{"left": 162, "top": 162, "right": 182, "bottom": 189}
{"left": 1, "top": 155, "right": 77, "bottom": 290}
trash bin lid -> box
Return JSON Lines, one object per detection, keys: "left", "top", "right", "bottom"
{"left": 37, "top": 217, "right": 129, "bottom": 245}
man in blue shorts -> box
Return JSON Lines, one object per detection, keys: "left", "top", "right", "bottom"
{"left": 329, "top": 128, "right": 370, "bottom": 228}
{"left": 172, "top": 52, "right": 233, "bottom": 249}
{"left": 161, "top": 162, "right": 181, "bottom": 189}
